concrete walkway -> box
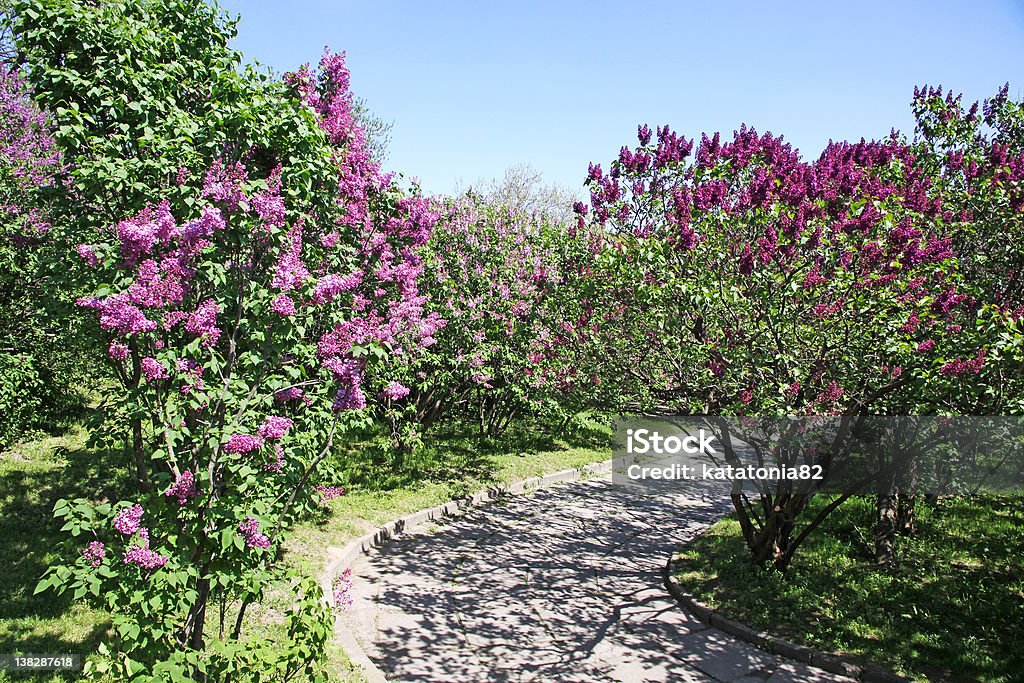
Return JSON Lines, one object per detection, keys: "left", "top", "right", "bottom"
{"left": 339, "top": 475, "right": 852, "bottom": 682}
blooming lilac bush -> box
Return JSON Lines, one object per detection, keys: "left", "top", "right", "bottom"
{"left": 579, "top": 106, "right": 1024, "bottom": 568}
{"left": 388, "top": 195, "right": 618, "bottom": 440}
{"left": 36, "top": 43, "right": 441, "bottom": 679}
{"left": 0, "top": 64, "right": 85, "bottom": 448}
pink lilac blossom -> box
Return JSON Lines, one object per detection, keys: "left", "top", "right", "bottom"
{"left": 0, "top": 66, "right": 64, "bottom": 192}
{"left": 272, "top": 221, "right": 310, "bottom": 290}
{"left": 312, "top": 271, "right": 362, "bottom": 305}
{"left": 274, "top": 386, "right": 307, "bottom": 403}
{"left": 381, "top": 381, "right": 410, "bottom": 400}
{"left": 113, "top": 504, "right": 144, "bottom": 535}
{"left": 82, "top": 541, "right": 106, "bottom": 567}
{"left": 201, "top": 159, "right": 248, "bottom": 211}
{"left": 332, "top": 568, "right": 354, "bottom": 609}
{"left": 332, "top": 385, "right": 366, "bottom": 412}
{"left": 316, "top": 485, "right": 346, "bottom": 502}
{"left": 76, "top": 244, "right": 101, "bottom": 266}
{"left": 263, "top": 445, "right": 286, "bottom": 473}
{"left": 140, "top": 357, "right": 168, "bottom": 381}
{"left": 185, "top": 299, "right": 221, "bottom": 346}
{"left": 817, "top": 381, "right": 845, "bottom": 404}
{"left": 122, "top": 529, "right": 168, "bottom": 570}
{"left": 108, "top": 341, "right": 129, "bottom": 361}
{"left": 223, "top": 433, "right": 265, "bottom": 454}
{"left": 252, "top": 169, "right": 286, "bottom": 228}
{"left": 127, "top": 258, "right": 188, "bottom": 309}
{"left": 164, "top": 470, "right": 197, "bottom": 504}
{"left": 78, "top": 293, "right": 158, "bottom": 336}
{"left": 238, "top": 516, "right": 271, "bottom": 549}
{"left": 940, "top": 348, "right": 986, "bottom": 376}
{"left": 270, "top": 293, "right": 296, "bottom": 316}
{"left": 257, "top": 416, "right": 292, "bottom": 440}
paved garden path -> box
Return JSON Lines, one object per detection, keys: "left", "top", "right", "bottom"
{"left": 339, "top": 475, "right": 852, "bottom": 682}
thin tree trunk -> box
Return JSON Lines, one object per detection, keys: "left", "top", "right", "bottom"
{"left": 131, "top": 416, "right": 148, "bottom": 489}
{"left": 128, "top": 347, "right": 149, "bottom": 489}
{"left": 188, "top": 578, "right": 210, "bottom": 675}
{"left": 897, "top": 494, "right": 916, "bottom": 535}
{"left": 875, "top": 488, "right": 898, "bottom": 568}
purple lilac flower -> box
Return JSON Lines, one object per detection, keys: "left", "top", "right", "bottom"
{"left": 274, "top": 386, "right": 307, "bottom": 403}
{"left": 113, "top": 504, "right": 144, "bottom": 535}
{"left": 316, "top": 485, "right": 346, "bottom": 502}
{"left": 238, "top": 516, "right": 271, "bottom": 549}
{"left": 332, "top": 568, "right": 354, "bottom": 609}
{"left": 312, "top": 271, "right": 362, "bottom": 305}
{"left": 184, "top": 299, "right": 221, "bottom": 346}
{"left": 164, "top": 470, "right": 198, "bottom": 504}
{"left": 122, "top": 529, "right": 168, "bottom": 570}
{"left": 77, "top": 244, "right": 101, "bottom": 266}
{"left": 108, "top": 342, "right": 129, "bottom": 361}
{"left": 257, "top": 416, "right": 292, "bottom": 440}
{"left": 223, "top": 434, "right": 265, "bottom": 454}
{"left": 270, "top": 293, "right": 296, "bottom": 316}
{"left": 380, "top": 381, "right": 410, "bottom": 401}
{"left": 263, "top": 444, "right": 286, "bottom": 473}
{"left": 82, "top": 541, "right": 106, "bottom": 567}
{"left": 332, "top": 385, "right": 366, "bottom": 412}
{"left": 140, "top": 357, "right": 168, "bottom": 381}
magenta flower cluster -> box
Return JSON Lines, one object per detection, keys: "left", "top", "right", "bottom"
{"left": 257, "top": 415, "right": 292, "bottom": 440}
{"left": 381, "top": 381, "right": 410, "bottom": 401}
{"left": 82, "top": 541, "right": 106, "bottom": 567}
{"left": 122, "top": 528, "right": 169, "bottom": 571}
{"left": 140, "top": 357, "right": 168, "bottom": 381}
{"left": 315, "top": 484, "right": 346, "bottom": 502}
{"left": 332, "top": 568, "right": 354, "bottom": 609}
{"left": 223, "top": 433, "right": 265, "bottom": 454}
{"left": 113, "top": 504, "right": 144, "bottom": 536}
{"left": 238, "top": 517, "right": 271, "bottom": 549}
{"left": 0, "top": 67, "right": 65, "bottom": 240}
{"left": 164, "top": 470, "right": 198, "bottom": 505}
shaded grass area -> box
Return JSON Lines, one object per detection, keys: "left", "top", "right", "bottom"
{"left": 676, "top": 496, "right": 1024, "bottom": 683}
{"left": 0, "top": 413, "right": 613, "bottom": 682}
{"left": 0, "top": 424, "right": 131, "bottom": 682}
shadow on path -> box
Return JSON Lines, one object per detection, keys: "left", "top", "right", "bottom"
{"left": 340, "top": 477, "right": 852, "bottom": 682}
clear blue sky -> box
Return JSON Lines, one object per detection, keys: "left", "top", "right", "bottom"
{"left": 219, "top": 0, "right": 1024, "bottom": 197}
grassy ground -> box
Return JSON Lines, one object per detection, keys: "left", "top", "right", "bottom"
{"left": 0, "top": 414, "right": 613, "bottom": 682}
{"left": 675, "top": 496, "right": 1024, "bottom": 683}
{"left": 0, "top": 425, "right": 128, "bottom": 683}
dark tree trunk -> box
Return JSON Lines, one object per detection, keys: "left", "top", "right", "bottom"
{"left": 188, "top": 578, "right": 210, "bottom": 659}
{"left": 128, "top": 348, "right": 150, "bottom": 490}
{"left": 131, "top": 416, "right": 148, "bottom": 488}
{"left": 744, "top": 496, "right": 809, "bottom": 571}
{"left": 897, "top": 494, "right": 916, "bottom": 535}
{"left": 875, "top": 489, "right": 898, "bottom": 568}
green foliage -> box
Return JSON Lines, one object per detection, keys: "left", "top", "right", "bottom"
{"left": 12, "top": 0, "right": 338, "bottom": 238}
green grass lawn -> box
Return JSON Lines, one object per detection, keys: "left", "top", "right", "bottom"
{"left": 675, "top": 496, "right": 1024, "bottom": 683}
{"left": 0, "top": 414, "right": 613, "bottom": 682}
{"left": 0, "top": 424, "right": 127, "bottom": 682}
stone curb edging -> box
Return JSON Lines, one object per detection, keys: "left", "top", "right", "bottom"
{"left": 318, "top": 457, "right": 621, "bottom": 683}
{"left": 663, "top": 549, "right": 913, "bottom": 683}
